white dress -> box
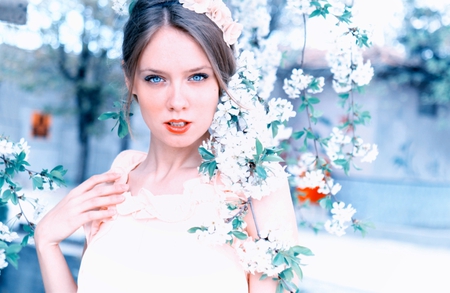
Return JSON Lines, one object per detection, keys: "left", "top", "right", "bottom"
{"left": 77, "top": 150, "right": 249, "bottom": 293}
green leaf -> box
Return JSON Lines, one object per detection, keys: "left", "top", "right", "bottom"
{"left": 32, "top": 176, "right": 44, "bottom": 190}
{"left": 306, "top": 130, "right": 316, "bottom": 139}
{"left": 275, "top": 282, "right": 284, "bottom": 293}
{"left": 198, "top": 147, "right": 215, "bottom": 161}
{"left": 6, "top": 244, "right": 22, "bottom": 254}
{"left": 51, "top": 165, "right": 67, "bottom": 176}
{"left": 333, "top": 159, "right": 348, "bottom": 166}
{"left": 231, "top": 230, "right": 248, "bottom": 240}
{"left": 273, "top": 252, "right": 286, "bottom": 266}
{"left": 6, "top": 253, "right": 19, "bottom": 269}
{"left": 11, "top": 192, "right": 18, "bottom": 205}
{"left": 255, "top": 166, "right": 267, "bottom": 180}
{"left": 187, "top": 227, "right": 203, "bottom": 233}
{"left": 312, "top": 109, "right": 323, "bottom": 118}
{"left": 259, "top": 274, "right": 268, "bottom": 281}
{"left": 281, "top": 278, "right": 298, "bottom": 292}
{"left": 319, "top": 196, "right": 333, "bottom": 210}
{"left": 262, "top": 155, "right": 283, "bottom": 162}
{"left": 98, "top": 111, "right": 119, "bottom": 121}
{"left": 207, "top": 160, "right": 217, "bottom": 178}
{"left": 309, "top": 9, "right": 322, "bottom": 18}
{"left": 291, "top": 245, "right": 314, "bottom": 256}
{"left": 308, "top": 97, "right": 320, "bottom": 104}
{"left": 255, "top": 139, "right": 263, "bottom": 157}
{"left": 292, "top": 131, "right": 305, "bottom": 140}
{"left": 291, "top": 261, "right": 303, "bottom": 280}
{"left": 21, "top": 235, "right": 29, "bottom": 246}
{"left": 2, "top": 189, "right": 12, "bottom": 202}
{"left": 118, "top": 112, "right": 129, "bottom": 138}
{"left": 298, "top": 103, "right": 307, "bottom": 112}
{"left": 5, "top": 166, "right": 14, "bottom": 176}
{"left": 0, "top": 176, "right": 4, "bottom": 189}
{"left": 231, "top": 217, "right": 243, "bottom": 230}
{"left": 271, "top": 121, "right": 280, "bottom": 138}
{"left": 339, "top": 93, "right": 350, "bottom": 100}
{"left": 23, "top": 225, "right": 33, "bottom": 233}
{"left": 279, "top": 268, "right": 294, "bottom": 281}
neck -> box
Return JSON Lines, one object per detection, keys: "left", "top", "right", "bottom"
{"left": 139, "top": 133, "right": 208, "bottom": 181}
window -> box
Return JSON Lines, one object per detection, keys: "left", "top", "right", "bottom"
{"left": 31, "top": 111, "right": 51, "bottom": 138}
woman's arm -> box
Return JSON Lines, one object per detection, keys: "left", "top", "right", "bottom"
{"left": 35, "top": 172, "right": 128, "bottom": 293}
{"left": 245, "top": 178, "right": 300, "bottom": 293}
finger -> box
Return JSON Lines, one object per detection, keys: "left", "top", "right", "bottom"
{"left": 82, "top": 183, "right": 129, "bottom": 202}
{"left": 77, "top": 172, "right": 124, "bottom": 193}
{"left": 79, "top": 208, "right": 119, "bottom": 224}
{"left": 79, "top": 193, "right": 126, "bottom": 212}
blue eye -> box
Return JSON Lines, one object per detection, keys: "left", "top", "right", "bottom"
{"left": 145, "top": 75, "right": 163, "bottom": 83}
{"left": 190, "top": 73, "right": 208, "bottom": 82}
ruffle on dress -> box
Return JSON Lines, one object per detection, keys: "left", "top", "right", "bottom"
{"left": 116, "top": 178, "right": 219, "bottom": 223}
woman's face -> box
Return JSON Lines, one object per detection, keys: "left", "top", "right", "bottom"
{"left": 132, "top": 26, "right": 219, "bottom": 149}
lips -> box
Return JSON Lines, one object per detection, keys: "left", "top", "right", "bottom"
{"left": 165, "top": 120, "right": 191, "bottom": 134}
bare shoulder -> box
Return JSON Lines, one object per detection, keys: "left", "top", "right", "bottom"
{"left": 244, "top": 177, "right": 299, "bottom": 241}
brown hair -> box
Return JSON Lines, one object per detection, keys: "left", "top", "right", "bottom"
{"left": 122, "top": 0, "right": 237, "bottom": 117}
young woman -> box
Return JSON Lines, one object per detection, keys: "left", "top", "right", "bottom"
{"left": 35, "top": 0, "right": 299, "bottom": 292}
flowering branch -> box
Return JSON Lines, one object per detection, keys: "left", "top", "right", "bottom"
{"left": 0, "top": 136, "right": 66, "bottom": 271}
{"left": 281, "top": 1, "right": 377, "bottom": 238}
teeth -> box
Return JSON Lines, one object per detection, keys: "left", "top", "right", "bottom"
{"left": 169, "top": 122, "right": 186, "bottom": 127}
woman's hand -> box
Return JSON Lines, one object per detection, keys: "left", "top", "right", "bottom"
{"left": 35, "top": 171, "right": 128, "bottom": 247}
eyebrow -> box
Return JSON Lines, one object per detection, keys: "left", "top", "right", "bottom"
{"left": 138, "top": 66, "right": 213, "bottom": 74}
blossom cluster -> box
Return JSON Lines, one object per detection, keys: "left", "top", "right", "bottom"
{"left": 0, "top": 223, "right": 19, "bottom": 269}
{"left": 236, "top": 230, "right": 294, "bottom": 277}
{"left": 288, "top": 153, "right": 342, "bottom": 198}
{"left": 324, "top": 201, "right": 356, "bottom": 236}
{"left": 202, "top": 50, "right": 292, "bottom": 200}
{"left": 112, "top": 0, "right": 128, "bottom": 15}
{"left": 283, "top": 68, "right": 325, "bottom": 99}
{"left": 231, "top": 0, "right": 282, "bottom": 100}
{"left": 287, "top": 0, "right": 349, "bottom": 18}
{"left": 190, "top": 198, "right": 248, "bottom": 246}
{"left": 0, "top": 137, "right": 30, "bottom": 161}
{"left": 325, "top": 127, "right": 379, "bottom": 166}
{"left": 326, "top": 28, "right": 374, "bottom": 93}
{"left": 0, "top": 137, "right": 66, "bottom": 271}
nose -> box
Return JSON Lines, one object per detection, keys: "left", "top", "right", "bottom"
{"left": 166, "top": 82, "right": 188, "bottom": 111}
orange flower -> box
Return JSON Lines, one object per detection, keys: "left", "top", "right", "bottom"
{"left": 296, "top": 186, "right": 326, "bottom": 204}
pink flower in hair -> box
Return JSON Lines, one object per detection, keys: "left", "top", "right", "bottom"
{"left": 207, "top": 0, "right": 232, "bottom": 29}
{"left": 179, "top": 0, "right": 211, "bottom": 13}
{"left": 223, "top": 21, "right": 243, "bottom": 46}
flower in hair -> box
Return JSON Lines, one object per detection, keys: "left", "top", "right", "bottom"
{"left": 179, "top": 0, "right": 243, "bottom": 46}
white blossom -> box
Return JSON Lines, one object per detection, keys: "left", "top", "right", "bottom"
{"left": 236, "top": 230, "right": 295, "bottom": 276}
{"left": 194, "top": 220, "right": 234, "bottom": 245}
{"left": 361, "top": 144, "right": 379, "bottom": 163}
{"left": 0, "top": 222, "right": 19, "bottom": 243}
{"left": 112, "top": 0, "right": 129, "bottom": 15}
{"left": 267, "top": 98, "right": 296, "bottom": 123}
{"left": 0, "top": 137, "right": 31, "bottom": 160}
{"left": 325, "top": 202, "right": 356, "bottom": 236}
{"left": 0, "top": 250, "right": 8, "bottom": 269}
{"left": 327, "top": 27, "right": 373, "bottom": 93}
{"left": 0, "top": 139, "right": 14, "bottom": 157}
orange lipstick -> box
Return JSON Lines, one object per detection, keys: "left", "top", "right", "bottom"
{"left": 165, "top": 120, "right": 191, "bottom": 134}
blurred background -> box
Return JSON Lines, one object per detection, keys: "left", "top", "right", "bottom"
{"left": 1, "top": 0, "right": 450, "bottom": 292}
